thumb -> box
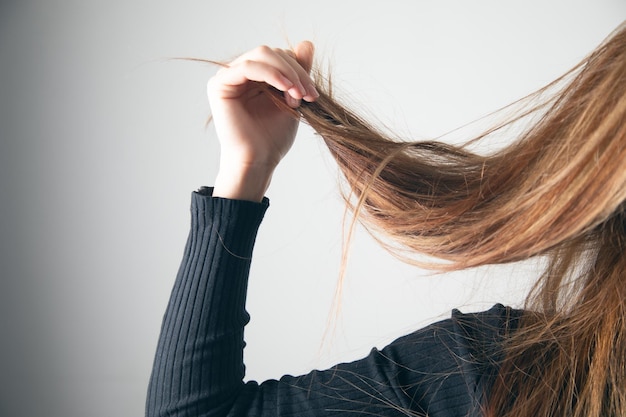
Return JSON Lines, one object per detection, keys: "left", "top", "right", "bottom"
{"left": 294, "top": 40, "right": 315, "bottom": 74}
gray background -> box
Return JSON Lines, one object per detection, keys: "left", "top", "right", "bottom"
{"left": 1, "top": 1, "right": 624, "bottom": 416}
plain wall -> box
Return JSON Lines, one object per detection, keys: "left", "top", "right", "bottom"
{"left": 1, "top": 1, "right": 624, "bottom": 416}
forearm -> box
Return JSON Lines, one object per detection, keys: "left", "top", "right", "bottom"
{"left": 146, "top": 188, "right": 268, "bottom": 417}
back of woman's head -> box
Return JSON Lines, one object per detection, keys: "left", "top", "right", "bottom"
{"left": 296, "top": 22, "right": 626, "bottom": 417}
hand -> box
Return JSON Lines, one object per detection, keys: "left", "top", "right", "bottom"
{"left": 207, "top": 41, "right": 318, "bottom": 201}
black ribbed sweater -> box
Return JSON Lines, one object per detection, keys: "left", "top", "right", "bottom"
{"left": 146, "top": 187, "right": 521, "bottom": 417}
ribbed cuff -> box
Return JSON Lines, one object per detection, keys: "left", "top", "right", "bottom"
{"left": 191, "top": 186, "right": 269, "bottom": 259}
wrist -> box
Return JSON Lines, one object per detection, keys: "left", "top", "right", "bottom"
{"left": 213, "top": 162, "right": 275, "bottom": 202}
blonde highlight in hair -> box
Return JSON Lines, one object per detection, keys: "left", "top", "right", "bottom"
{"left": 288, "top": 23, "right": 626, "bottom": 417}
{"left": 200, "top": 22, "right": 626, "bottom": 416}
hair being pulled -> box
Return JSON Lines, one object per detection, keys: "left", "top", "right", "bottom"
{"left": 296, "top": 30, "right": 626, "bottom": 273}
{"left": 287, "top": 23, "right": 626, "bottom": 417}
{"left": 201, "top": 22, "right": 626, "bottom": 417}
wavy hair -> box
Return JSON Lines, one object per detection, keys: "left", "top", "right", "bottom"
{"left": 288, "top": 23, "right": 626, "bottom": 417}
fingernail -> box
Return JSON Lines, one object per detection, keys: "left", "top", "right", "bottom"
{"left": 297, "top": 82, "right": 307, "bottom": 97}
{"left": 288, "top": 86, "right": 302, "bottom": 99}
{"left": 286, "top": 94, "right": 300, "bottom": 108}
{"left": 309, "top": 85, "right": 320, "bottom": 98}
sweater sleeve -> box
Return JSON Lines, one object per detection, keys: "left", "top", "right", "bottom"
{"left": 146, "top": 187, "right": 520, "bottom": 417}
{"left": 146, "top": 187, "right": 269, "bottom": 416}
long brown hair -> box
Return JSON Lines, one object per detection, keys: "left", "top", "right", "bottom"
{"left": 291, "top": 23, "right": 626, "bottom": 417}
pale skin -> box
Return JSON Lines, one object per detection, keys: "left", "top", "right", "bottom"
{"left": 208, "top": 41, "right": 319, "bottom": 202}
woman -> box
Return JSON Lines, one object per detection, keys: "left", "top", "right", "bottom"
{"left": 146, "top": 23, "right": 626, "bottom": 417}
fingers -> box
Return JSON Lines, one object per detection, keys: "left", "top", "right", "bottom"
{"left": 294, "top": 41, "right": 314, "bottom": 74}
{"left": 273, "top": 48, "right": 317, "bottom": 100}
{"left": 208, "top": 42, "right": 319, "bottom": 106}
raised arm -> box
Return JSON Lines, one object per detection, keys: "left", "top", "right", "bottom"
{"left": 146, "top": 42, "right": 319, "bottom": 416}
{"left": 146, "top": 42, "right": 517, "bottom": 417}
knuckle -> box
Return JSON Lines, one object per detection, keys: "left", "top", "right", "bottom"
{"left": 254, "top": 45, "right": 272, "bottom": 55}
{"left": 207, "top": 69, "right": 226, "bottom": 93}
{"left": 240, "top": 59, "right": 256, "bottom": 71}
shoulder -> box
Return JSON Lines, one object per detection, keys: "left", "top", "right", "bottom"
{"left": 450, "top": 303, "right": 523, "bottom": 348}
{"left": 383, "top": 304, "right": 522, "bottom": 359}
{"left": 377, "top": 304, "right": 523, "bottom": 416}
